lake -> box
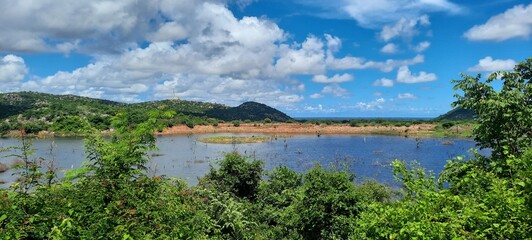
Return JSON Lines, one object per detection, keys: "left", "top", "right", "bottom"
{"left": 0, "top": 134, "right": 489, "bottom": 187}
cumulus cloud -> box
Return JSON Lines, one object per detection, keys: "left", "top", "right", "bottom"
{"left": 467, "top": 56, "right": 517, "bottom": 72}
{"left": 0, "top": 0, "right": 279, "bottom": 54}
{"left": 0, "top": 55, "right": 28, "bottom": 83}
{"left": 414, "top": 41, "right": 431, "bottom": 52}
{"left": 312, "top": 73, "right": 354, "bottom": 83}
{"left": 0, "top": 0, "right": 166, "bottom": 53}
{"left": 397, "top": 93, "right": 417, "bottom": 99}
{"left": 153, "top": 74, "right": 304, "bottom": 107}
{"left": 373, "top": 78, "right": 394, "bottom": 87}
{"left": 275, "top": 36, "right": 326, "bottom": 76}
{"left": 396, "top": 66, "right": 437, "bottom": 83}
{"left": 320, "top": 84, "right": 350, "bottom": 97}
{"left": 379, "top": 15, "right": 430, "bottom": 42}
{"left": 464, "top": 3, "right": 532, "bottom": 41}
{"left": 380, "top": 43, "right": 399, "bottom": 54}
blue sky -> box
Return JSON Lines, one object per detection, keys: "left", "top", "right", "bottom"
{"left": 0, "top": 0, "right": 531, "bottom": 118}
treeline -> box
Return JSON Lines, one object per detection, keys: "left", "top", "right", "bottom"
{"left": 0, "top": 59, "right": 530, "bottom": 239}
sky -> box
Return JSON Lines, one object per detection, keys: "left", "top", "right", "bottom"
{"left": 0, "top": 0, "right": 531, "bottom": 118}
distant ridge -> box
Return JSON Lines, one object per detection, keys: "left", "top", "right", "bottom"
{"left": 435, "top": 108, "right": 476, "bottom": 121}
{"left": 0, "top": 91, "right": 293, "bottom": 134}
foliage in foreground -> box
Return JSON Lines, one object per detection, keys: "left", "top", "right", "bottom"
{"left": 0, "top": 59, "right": 531, "bottom": 239}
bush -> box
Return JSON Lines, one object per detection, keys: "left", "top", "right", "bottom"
{"left": 233, "top": 120, "right": 240, "bottom": 127}
{"left": 200, "top": 152, "right": 264, "bottom": 200}
{"left": 185, "top": 120, "right": 195, "bottom": 129}
{"left": 441, "top": 122, "right": 454, "bottom": 129}
{"left": 294, "top": 167, "right": 363, "bottom": 239}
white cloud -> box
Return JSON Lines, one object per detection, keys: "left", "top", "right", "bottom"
{"left": 342, "top": 0, "right": 460, "bottom": 28}
{"left": 373, "top": 92, "right": 382, "bottom": 97}
{"left": 146, "top": 22, "right": 188, "bottom": 42}
{"left": 275, "top": 36, "right": 326, "bottom": 76}
{"left": 380, "top": 43, "right": 399, "bottom": 54}
{"left": 312, "top": 73, "right": 354, "bottom": 83}
{"left": 373, "top": 78, "right": 394, "bottom": 87}
{"left": 464, "top": 3, "right": 532, "bottom": 41}
{"left": 310, "top": 93, "right": 323, "bottom": 99}
{"left": 397, "top": 93, "right": 417, "bottom": 99}
{"left": 467, "top": 56, "right": 517, "bottom": 72}
{"left": 379, "top": 15, "right": 430, "bottom": 42}
{"left": 414, "top": 41, "right": 431, "bottom": 52}
{"left": 0, "top": 0, "right": 165, "bottom": 53}
{"left": 355, "top": 98, "right": 386, "bottom": 111}
{"left": 320, "top": 84, "right": 350, "bottom": 97}
{"left": 0, "top": 55, "right": 28, "bottom": 83}
{"left": 0, "top": 0, "right": 282, "bottom": 54}
{"left": 153, "top": 74, "right": 304, "bottom": 107}
{"left": 396, "top": 66, "right": 437, "bottom": 83}
{"left": 324, "top": 34, "right": 342, "bottom": 53}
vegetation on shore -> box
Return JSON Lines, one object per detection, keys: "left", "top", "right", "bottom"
{"left": 0, "top": 58, "right": 530, "bottom": 239}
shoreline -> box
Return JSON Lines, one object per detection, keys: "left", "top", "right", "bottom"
{"left": 157, "top": 123, "right": 472, "bottom": 138}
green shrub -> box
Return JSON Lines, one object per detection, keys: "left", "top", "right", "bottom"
{"left": 200, "top": 152, "right": 264, "bottom": 200}
{"left": 441, "top": 122, "right": 454, "bottom": 129}
{"left": 185, "top": 120, "right": 195, "bottom": 129}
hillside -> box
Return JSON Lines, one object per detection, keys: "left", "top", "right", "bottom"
{"left": 435, "top": 107, "right": 476, "bottom": 121}
{"left": 0, "top": 92, "right": 293, "bottom": 134}
{"left": 206, "top": 102, "right": 292, "bottom": 122}
{"left": 0, "top": 91, "right": 122, "bottom": 120}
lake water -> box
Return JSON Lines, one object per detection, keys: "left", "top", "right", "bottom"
{"left": 0, "top": 134, "right": 489, "bottom": 188}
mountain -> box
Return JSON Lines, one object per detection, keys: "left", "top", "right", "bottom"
{"left": 435, "top": 108, "right": 476, "bottom": 121}
{"left": 206, "top": 101, "right": 292, "bottom": 122}
{"left": 0, "top": 92, "right": 293, "bottom": 133}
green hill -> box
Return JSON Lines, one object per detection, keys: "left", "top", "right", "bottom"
{"left": 0, "top": 91, "right": 122, "bottom": 120}
{"left": 435, "top": 107, "right": 476, "bottom": 121}
{"left": 206, "top": 101, "right": 292, "bottom": 122}
{"left": 0, "top": 92, "right": 293, "bottom": 134}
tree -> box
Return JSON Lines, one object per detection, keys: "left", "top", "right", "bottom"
{"left": 452, "top": 58, "right": 531, "bottom": 161}
{"left": 84, "top": 109, "right": 175, "bottom": 182}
